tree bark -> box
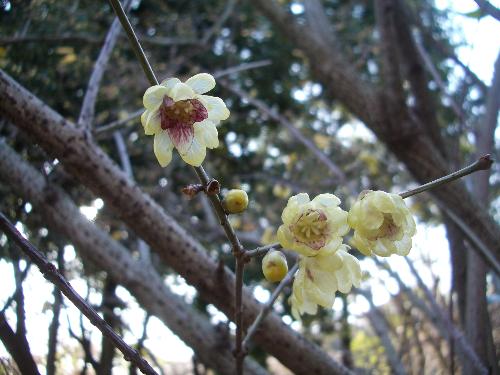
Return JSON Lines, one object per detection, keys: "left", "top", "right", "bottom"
{"left": 464, "top": 51, "right": 500, "bottom": 375}
{"left": 97, "top": 279, "right": 118, "bottom": 375}
{"left": 0, "top": 139, "right": 268, "bottom": 375}
{"left": 46, "top": 247, "right": 64, "bottom": 375}
{"left": 0, "top": 311, "right": 40, "bottom": 375}
{"left": 0, "top": 69, "right": 354, "bottom": 375}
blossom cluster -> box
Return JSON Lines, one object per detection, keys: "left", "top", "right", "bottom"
{"left": 140, "top": 74, "right": 417, "bottom": 320}
{"left": 277, "top": 191, "right": 416, "bottom": 319}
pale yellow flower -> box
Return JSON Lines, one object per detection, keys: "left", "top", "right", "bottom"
{"left": 289, "top": 245, "right": 361, "bottom": 319}
{"left": 348, "top": 190, "right": 416, "bottom": 257}
{"left": 141, "top": 73, "right": 230, "bottom": 167}
{"left": 277, "top": 193, "right": 349, "bottom": 257}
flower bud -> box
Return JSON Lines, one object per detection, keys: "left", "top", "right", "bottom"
{"left": 262, "top": 250, "right": 288, "bottom": 282}
{"left": 223, "top": 189, "right": 248, "bottom": 214}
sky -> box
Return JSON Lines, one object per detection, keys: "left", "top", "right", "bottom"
{"left": 1, "top": 0, "right": 499, "bottom": 372}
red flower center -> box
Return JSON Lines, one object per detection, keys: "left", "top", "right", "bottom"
{"left": 159, "top": 96, "right": 208, "bottom": 147}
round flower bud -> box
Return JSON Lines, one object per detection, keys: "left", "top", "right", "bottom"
{"left": 262, "top": 250, "right": 288, "bottom": 282}
{"left": 223, "top": 189, "right": 248, "bottom": 214}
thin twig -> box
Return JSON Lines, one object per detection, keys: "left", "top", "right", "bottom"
{"left": 94, "top": 109, "right": 143, "bottom": 136}
{"left": 413, "top": 33, "right": 466, "bottom": 123}
{"left": 242, "top": 262, "right": 299, "bottom": 350}
{"left": 0, "top": 212, "right": 159, "bottom": 375}
{"left": 221, "top": 81, "right": 349, "bottom": 185}
{"left": 357, "top": 289, "right": 407, "bottom": 375}
{"left": 403, "top": 257, "right": 488, "bottom": 375}
{"left": 108, "top": 0, "right": 158, "bottom": 85}
{"left": 399, "top": 154, "right": 493, "bottom": 199}
{"left": 0, "top": 34, "right": 198, "bottom": 47}
{"left": 107, "top": 1, "right": 247, "bottom": 372}
{"left": 438, "top": 200, "right": 500, "bottom": 276}
{"left": 213, "top": 60, "right": 272, "bottom": 79}
{"left": 200, "top": 0, "right": 237, "bottom": 44}
{"left": 0, "top": 263, "right": 31, "bottom": 316}
{"left": 473, "top": 0, "right": 500, "bottom": 21}
{"left": 77, "top": 0, "right": 133, "bottom": 129}
{"left": 376, "top": 258, "right": 488, "bottom": 375}
{"left": 245, "top": 242, "right": 282, "bottom": 258}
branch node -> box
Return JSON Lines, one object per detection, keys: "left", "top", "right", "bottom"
{"left": 205, "top": 179, "right": 221, "bottom": 195}
{"left": 181, "top": 184, "right": 204, "bottom": 199}
{"left": 478, "top": 154, "right": 493, "bottom": 170}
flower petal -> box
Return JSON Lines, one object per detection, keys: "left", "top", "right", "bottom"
{"left": 198, "top": 95, "right": 230, "bottom": 121}
{"left": 141, "top": 109, "right": 149, "bottom": 128}
{"left": 179, "top": 134, "right": 206, "bottom": 166}
{"left": 153, "top": 131, "right": 174, "bottom": 167}
{"left": 194, "top": 120, "right": 219, "bottom": 149}
{"left": 312, "top": 193, "right": 341, "bottom": 207}
{"left": 185, "top": 73, "right": 216, "bottom": 94}
{"left": 143, "top": 85, "right": 169, "bottom": 111}
{"left": 145, "top": 110, "right": 161, "bottom": 135}
{"left": 171, "top": 82, "right": 195, "bottom": 101}
{"left": 160, "top": 77, "right": 181, "bottom": 93}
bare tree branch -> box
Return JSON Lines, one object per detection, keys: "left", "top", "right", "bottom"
{"left": 0, "top": 69, "right": 353, "bottom": 375}
{"left": 473, "top": 0, "right": 500, "bottom": 22}
{"left": 0, "top": 212, "right": 160, "bottom": 375}
{"left": 77, "top": 0, "right": 133, "bottom": 129}
{"left": 377, "top": 259, "right": 488, "bottom": 375}
{"left": 358, "top": 289, "right": 407, "bottom": 375}
{"left": 0, "top": 311, "right": 40, "bottom": 375}
{"left": 0, "top": 34, "right": 197, "bottom": 47}
{"left": 0, "top": 138, "right": 269, "bottom": 375}
{"left": 46, "top": 247, "right": 65, "bottom": 375}
{"left": 222, "top": 81, "right": 349, "bottom": 184}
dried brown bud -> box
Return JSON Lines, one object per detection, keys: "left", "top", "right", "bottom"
{"left": 182, "top": 184, "right": 204, "bottom": 199}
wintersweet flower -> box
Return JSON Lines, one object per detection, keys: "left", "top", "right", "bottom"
{"left": 277, "top": 193, "right": 349, "bottom": 257}
{"left": 141, "top": 73, "right": 230, "bottom": 167}
{"left": 289, "top": 245, "right": 361, "bottom": 319}
{"left": 348, "top": 190, "right": 416, "bottom": 257}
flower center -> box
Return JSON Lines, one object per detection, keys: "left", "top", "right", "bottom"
{"left": 159, "top": 96, "right": 208, "bottom": 146}
{"left": 376, "top": 214, "right": 400, "bottom": 239}
{"left": 291, "top": 209, "right": 329, "bottom": 250}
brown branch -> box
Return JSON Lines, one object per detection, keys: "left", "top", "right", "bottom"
{"left": 399, "top": 154, "right": 493, "bottom": 199}
{"left": 377, "top": 259, "right": 488, "bottom": 374}
{"left": 0, "top": 140, "right": 268, "bottom": 375}
{"left": 0, "top": 70, "right": 353, "bottom": 375}
{"left": 404, "top": 257, "right": 490, "bottom": 374}
{"left": 374, "top": 0, "right": 406, "bottom": 111}
{"left": 473, "top": 0, "right": 500, "bottom": 21}
{"left": 0, "top": 311, "right": 40, "bottom": 375}
{"left": 0, "top": 212, "right": 159, "bottom": 375}
{"left": 221, "top": 81, "right": 349, "bottom": 184}
{"left": 250, "top": 0, "right": 377, "bottom": 126}
{"left": 0, "top": 34, "right": 197, "bottom": 47}
{"left": 78, "top": 0, "right": 133, "bottom": 129}
{"left": 46, "top": 247, "right": 65, "bottom": 375}
{"left": 242, "top": 262, "right": 299, "bottom": 350}
{"left": 94, "top": 109, "right": 143, "bottom": 136}
{"left": 245, "top": 243, "right": 282, "bottom": 258}
{"left": 358, "top": 289, "right": 407, "bottom": 375}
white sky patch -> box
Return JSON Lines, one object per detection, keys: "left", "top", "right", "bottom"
{"left": 436, "top": 0, "right": 500, "bottom": 84}
{"left": 337, "top": 121, "right": 376, "bottom": 146}
{"left": 79, "top": 206, "right": 98, "bottom": 221}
